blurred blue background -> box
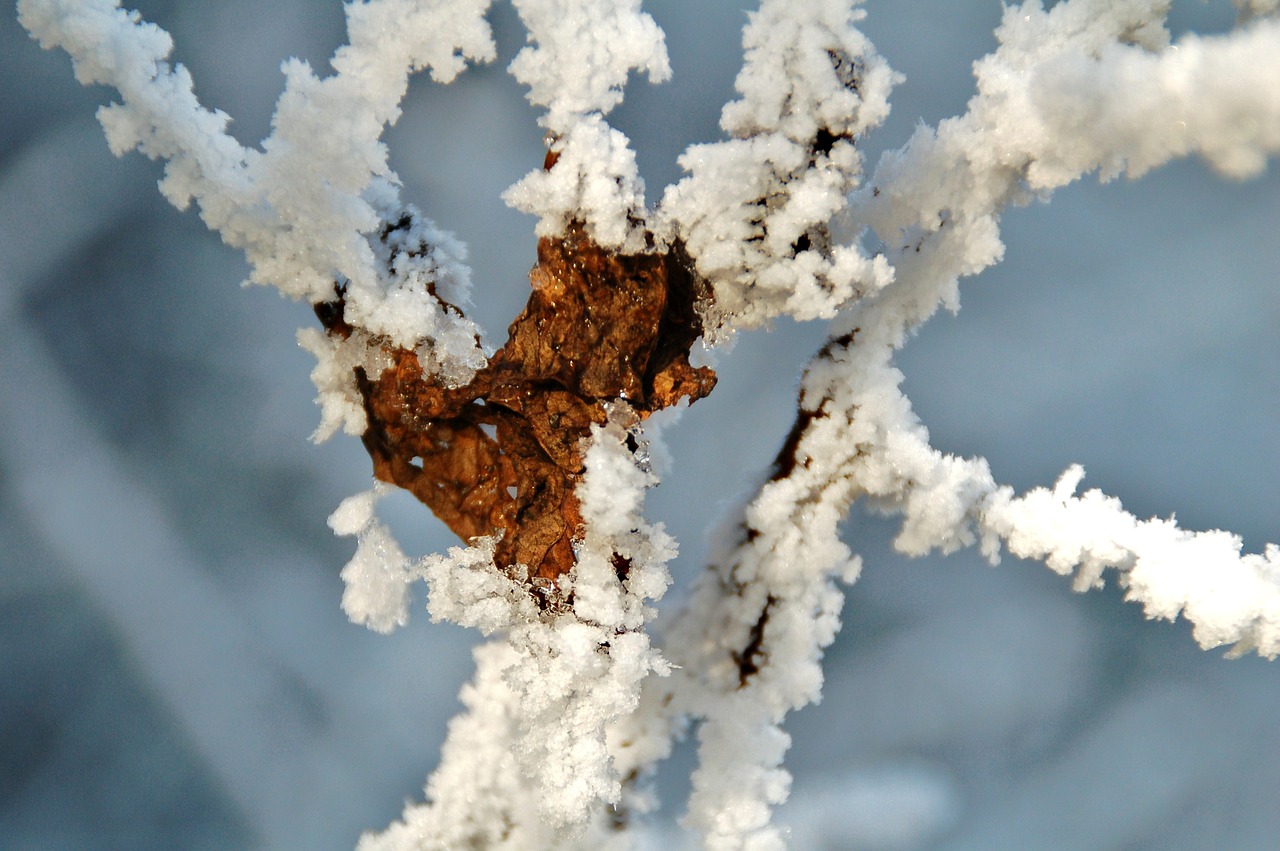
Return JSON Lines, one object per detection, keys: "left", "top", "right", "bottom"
{"left": 2, "top": 1, "right": 1278, "bottom": 848}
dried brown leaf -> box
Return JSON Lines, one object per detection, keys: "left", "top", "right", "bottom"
{"left": 316, "top": 219, "right": 716, "bottom": 590}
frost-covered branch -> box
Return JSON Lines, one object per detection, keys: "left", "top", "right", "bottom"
{"left": 660, "top": 0, "right": 897, "bottom": 333}
{"left": 18, "top": 0, "right": 493, "bottom": 453}
{"left": 20, "top": 0, "right": 1280, "bottom": 848}
{"left": 984, "top": 467, "right": 1280, "bottom": 656}
{"left": 838, "top": 0, "right": 1280, "bottom": 655}
{"left": 17, "top": 0, "right": 492, "bottom": 308}
{"left": 502, "top": 0, "right": 668, "bottom": 250}
{"left": 350, "top": 419, "right": 678, "bottom": 843}
{"left": 622, "top": 2, "right": 1280, "bottom": 846}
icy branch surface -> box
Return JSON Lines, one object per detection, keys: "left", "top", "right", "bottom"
{"left": 503, "top": 0, "right": 668, "bottom": 251}
{"left": 356, "top": 640, "right": 553, "bottom": 851}
{"left": 354, "top": 420, "right": 677, "bottom": 843}
{"left": 828, "top": 2, "right": 1280, "bottom": 656}
{"left": 660, "top": 0, "right": 897, "bottom": 335}
{"left": 825, "top": 1, "right": 1280, "bottom": 658}
{"left": 18, "top": 0, "right": 493, "bottom": 433}
{"left": 985, "top": 468, "right": 1280, "bottom": 656}
{"left": 628, "top": 2, "right": 1280, "bottom": 846}
{"left": 507, "top": 0, "right": 668, "bottom": 134}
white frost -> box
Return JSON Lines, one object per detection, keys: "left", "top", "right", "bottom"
{"left": 507, "top": 0, "right": 669, "bottom": 135}
{"left": 504, "top": 0, "right": 668, "bottom": 250}
{"left": 18, "top": 0, "right": 495, "bottom": 454}
{"left": 420, "top": 538, "right": 538, "bottom": 635}
{"left": 503, "top": 114, "right": 652, "bottom": 251}
{"left": 18, "top": 0, "right": 496, "bottom": 306}
{"left": 661, "top": 0, "right": 898, "bottom": 335}
{"left": 627, "top": 2, "right": 1280, "bottom": 847}
{"left": 983, "top": 468, "right": 1280, "bottom": 657}
{"left": 359, "top": 419, "right": 676, "bottom": 843}
{"left": 328, "top": 485, "right": 413, "bottom": 634}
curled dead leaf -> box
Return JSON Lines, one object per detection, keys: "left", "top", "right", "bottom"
{"left": 317, "top": 218, "right": 715, "bottom": 589}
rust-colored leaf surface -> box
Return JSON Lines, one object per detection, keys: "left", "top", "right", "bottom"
{"left": 316, "top": 219, "right": 716, "bottom": 589}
